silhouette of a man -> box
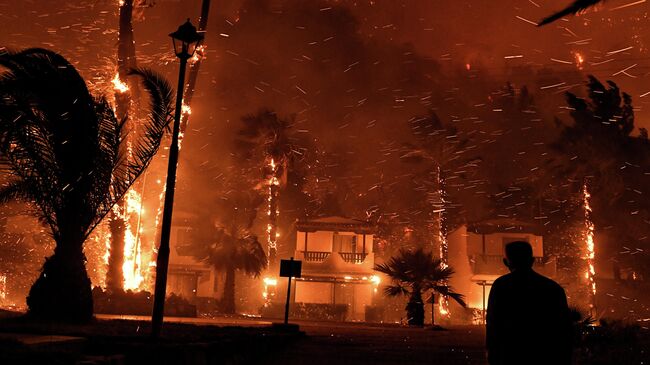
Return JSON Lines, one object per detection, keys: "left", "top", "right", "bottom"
{"left": 486, "top": 241, "right": 572, "bottom": 365}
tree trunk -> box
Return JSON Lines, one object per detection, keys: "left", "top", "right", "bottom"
{"left": 106, "top": 0, "right": 138, "bottom": 291}
{"left": 221, "top": 266, "right": 236, "bottom": 314}
{"left": 106, "top": 216, "right": 125, "bottom": 291}
{"left": 180, "top": 0, "right": 211, "bottom": 133}
{"left": 27, "top": 240, "right": 93, "bottom": 322}
{"left": 406, "top": 289, "right": 425, "bottom": 326}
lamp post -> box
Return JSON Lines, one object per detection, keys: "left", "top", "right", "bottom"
{"left": 151, "top": 19, "right": 204, "bottom": 339}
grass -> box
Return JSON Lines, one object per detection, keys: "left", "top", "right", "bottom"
{"left": 0, "top": 315, "right": 304, "bottom": 364}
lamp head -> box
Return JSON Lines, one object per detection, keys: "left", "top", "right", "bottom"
{"left": 170, "top": 19, "right": 204, "bottom": 59}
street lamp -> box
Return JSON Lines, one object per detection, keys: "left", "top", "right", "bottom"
{"left": 151, "top": 18, "right": 204, "bottom": 339}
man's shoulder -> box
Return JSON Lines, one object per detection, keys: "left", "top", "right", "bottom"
{"left": 492, "top": 273, "right": 514, "bottom": 287}
{"left": 533, "top": 271, "right": 563, "bottom": 287}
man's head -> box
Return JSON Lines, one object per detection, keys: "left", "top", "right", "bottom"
{"left": 503, "top": 241, "right": 534, "bottom": 272}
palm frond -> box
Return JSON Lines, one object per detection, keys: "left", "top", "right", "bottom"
{"left": 384, "top": 284, "right": 410, "bottom": 297}
{"left": 433, "top": 285, "right": 467, "bottom": 307}
{"left": 538, "top": 0, "right": 602, "bottom": 26}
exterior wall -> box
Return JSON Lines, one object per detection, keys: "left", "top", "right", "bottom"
{"left": 448, "top": 226, "right": 488, "bottom": 312}
{"left": 448, "top": 224, "right": 550, "bottom": 322}
{"left": 168, "top": 223, "right": 217, "bottom": 301}
{"left": 293, "top": 220, "right": 377, "bottom": 321}
{"left": 293, "top": 280, "right": 375, "bottom": 321}
{"left": 467, "top": 232, "right": 543, "bottom": 257}
{"left": 295, "top": 281, "right": 332, "bottom": 304}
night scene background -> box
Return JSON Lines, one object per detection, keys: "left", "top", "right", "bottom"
{"left": 0, "top": 1, "right": 648, "bottom": 364}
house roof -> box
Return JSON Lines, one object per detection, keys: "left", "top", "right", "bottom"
{"left": 296, "top": 216, "right": 375, "bottom": 234}
{"left": 466, "top": 218, "right": 543, "bottom": 235}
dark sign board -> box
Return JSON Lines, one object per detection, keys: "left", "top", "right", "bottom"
{"left": 280, "top": 258, "right": 302, "bottom": 278}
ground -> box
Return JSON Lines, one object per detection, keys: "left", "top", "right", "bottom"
{"left": 268, "top": 322, "right": 487, "bottom": 365}
{"left": 1, "top": 312, "right": 489, "bottom": 364}
{"left": 101, "top": 315, "right": 488, "bottom": 364}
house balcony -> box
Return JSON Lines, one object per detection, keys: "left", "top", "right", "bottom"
{"left": 295, "top": 250, "right": 375, "bottom": 276}
{"left": 469, "top": 254, "right": 556, "bottom": 278}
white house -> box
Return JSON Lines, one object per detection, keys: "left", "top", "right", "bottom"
{"left": 292, "top": 216, "right": 381, "bottom": 321}
{"left": 447, "top": 219, "right": 556, "bottom": 323}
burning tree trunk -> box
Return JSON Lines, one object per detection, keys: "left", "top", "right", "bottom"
{"left": 180, "top": 0, "right": 210, "bottom": 134}
{"left": 266, "top": 158, "right": 281, "bottom": 267}
{"left": 436, "top": 166, "right": 450, "bottom": 319}
{"left": 582, "top": 180, "right": 597, "bottom": 315}
{"left": 106, "top": 0, "right": 138, "bottom": 292}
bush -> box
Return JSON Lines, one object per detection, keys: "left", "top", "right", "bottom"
{"left": 92, "top": 287, "right": 197, "bottom": 317}
{"left": 573, "top": 315, "right": 646, "bottom": 365}
{"left": 260, "top": 302, "right": 348, "bottom": 321}
{"left": 365, "top": 305, "right": 384, "bottom": 323}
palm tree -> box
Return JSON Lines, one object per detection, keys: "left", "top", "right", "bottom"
{"left": 374, "top": 248, "right": 465, "bottom": 326}
{"left": 236, "top": 109, "right": 296, "bottom": 268}
{"left": 0, "top": 48, "right": 173, "bottom": 322}
{"left": 538, "top": 0, "right": 602, "bottom": 26}
{"left": 186, "top": 189, "right": 267, "bottom": 314}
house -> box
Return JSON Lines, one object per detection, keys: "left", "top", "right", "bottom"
{"left": 167, "top": 211, "right": 219, "bottom": 305}
{"left": 447, "top": 219, "right": 556, "bottom": 323}
{"left": 292, "top": 216, "right": 381, "bottom": 321}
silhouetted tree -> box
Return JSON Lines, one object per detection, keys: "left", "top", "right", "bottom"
{"left": 547, "top": 76, "right": 650, "bottom": 286}
{"left": 538, "top": 0, "right": 602, "bottom": 26}
{"left": 0, "top": 48, "right": 173, "bottom": 322}
{"left": 236, "top": 109, "right": 296, "bottom": 268}
{"left": 374, "top": 247, "right": 465, "bottom": 326}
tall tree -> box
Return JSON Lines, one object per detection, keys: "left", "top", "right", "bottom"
{"left": 236, "top": 109, "right": 296, "bottom": 269}
{"left": 547, "top": 76, "right": 650, "bottom": 292}
{"left": 375, "top": 247, "right": 465, "bottom": 326}
{"left": 0, "top": 48, "right": 173, "bottom": 322}
{"left": 106, "top": 0, "right": 140, "bottom": 292}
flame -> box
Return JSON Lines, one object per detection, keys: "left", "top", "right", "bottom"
{"left": 112, "top": 73, "right": 129, "bottom": 93}
{"left": 266, "top": 158, "right": 280, "bottom": 256}
{"left": 583, "top": 182, "right": 597, "bottom": 304}
{"left": 190, "top": 45, "right": 206, "bottom": 64}
{"left": 122, "top": 188, "right": 145, "bottom": 290}
{"left": 370, "top": 275, "right": 381, "bottom": 285}
{"left": 0, "top": 274, "right": 6, "bottom": 300}
{"left": 262, "top": 276, "right": 277, "bottom": 300}
{"left": 573, "top": 51, "right": 585, "bottom": 70}
{"left": 181, "top": 104, "right": 192, "bottom": 116}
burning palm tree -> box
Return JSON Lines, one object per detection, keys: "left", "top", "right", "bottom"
{"left": 0, "top": 48, "right": 173, "bottom": 322}
{"left": 401, "top": 111, "right": 477, "bottom": 318}
{"left": 374, "top": 248, "right": 465, "bottom": 326}
{"left": 106, "top": 0, "right": 140, "bottom": 293}
{"left": 236, "top": 109, "right": 295, "bottom": 268}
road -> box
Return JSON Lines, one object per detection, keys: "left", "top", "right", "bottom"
{"left": 97, "top": 314, "right": 488, "bottom": 365}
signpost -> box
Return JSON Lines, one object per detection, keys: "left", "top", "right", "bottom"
{"left": 279, "top": 257, "right": 302, "bottom": 325}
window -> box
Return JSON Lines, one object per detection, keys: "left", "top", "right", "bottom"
{"left": 334, "top": 233, "right": 358, "bottom": 253}
{"left": 502, "top": 237, "right": 529, "bottom": 255}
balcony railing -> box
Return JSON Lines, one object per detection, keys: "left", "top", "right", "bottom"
{"left": 302, "top": 251, "right": 331, "bottom": 262}
{"left": 470, "top": 254, "right": 548, "bottom": 276}
{"left": 473, "top": 254, "right": 544, "bottom": 264}
{"left": 339, "top": 252, "right": 368, "bottom": 264}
